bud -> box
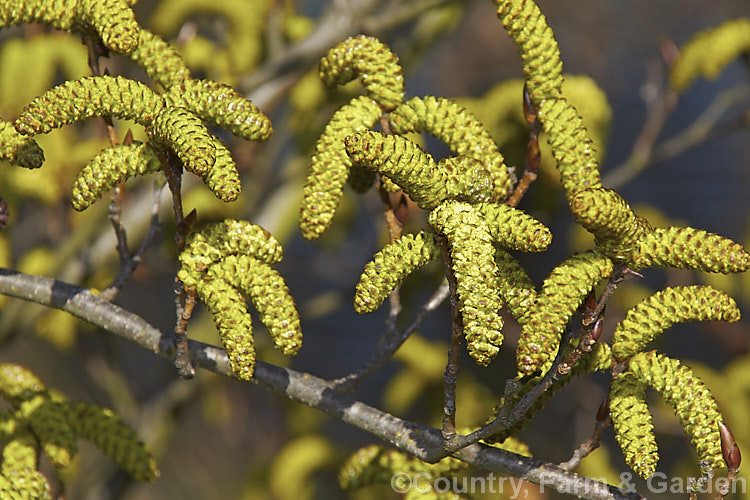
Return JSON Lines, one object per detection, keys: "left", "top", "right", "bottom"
{"left": 719, "top": 422, "right": 741, "bottom": 472}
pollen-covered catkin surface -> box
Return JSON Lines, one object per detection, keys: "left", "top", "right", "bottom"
{"left": 318, "top": 35, "right": 405, "bottom": 111}
{"left": 0, "top": 121, "right": 44, "bottom": 169}
{"left": 354, "top": 231, "right": 440, "bottom": 314}
{"left": 494, "top": 248, "right": 537, "bottom": 323}
{"left": 494, "top": 0, "right": 563, "bottom": 106}
{"left": 147, "top": 106, "right": 216, "bottom": 176}
{"left": 632, "top": 226, "right": 750, "bottom": 274}
{"left": 14, "top": 76, "right": 166, "bottom": 135}
{"left": 199, "top": 136, "right": 242, "bottom": 202}
{"left": 179, "top": 220, "right": 283, "bottom": 288}
{"left": 612, "top": 285, "right": 741, "bottom": 362}
{"left": 128, "top": 29, "right": 191, "bottom": 89}
{"left": 389, "top": 96, "right": 512, "bottom": 200}
{"left": 474, "top": 202, "right": 552, "bottom": 252}
{"left": 26, "top": 399, "right": 77, "bottom": 468}
{"left": 609, "top": 372, "right": 658, "bottom": 480}
{"left": 0, "top": 363, "right": 46, "bottom": 403}
{"left": 195, "top": 276, "right": 257, "bottom": 380}
{"left": 76, "top": 0, "right": 140, "bottom": 55}
{"left": 439, "top": 155, "right": 499, "bottom": 203}
{"left": 430, "top": 202, "right": 504, "bottom": 366}
{"left": 516, "top": 250, "right": 613, "bottom": 376}
{"left": 165, "top": 79, "right": 273, "bottom": 142}
{"left": 1, "top": 429, "right": 38, "bottom": 473}
{"left": 571, "top": 188, "right": 651, "bottom": 261}
{"left": 71, "top": 142, "right": 162, "bottom": 211}
{"left": 0, "top": 0, "right": 78, "bottom": 31}
{"left": 299, "top": 96, "right": 382, "bottom": 240}
{"left": 64, "top": 401, "right": 159, "bottom": 481}
{"left": 537, "top": 97, "right": 602, "bottom": 200}
{"left": 627, "top": 351, "right": 725, "bottom": 469}
{"left": 345, "top": 130, "right": 448, "bottom": 210}
{"left": 214, "top": 255, "right": 302, "bottom": 357}
{"left": 670, "top": 17, "right": 750, "bottom": 92}
{"left": 0, "top": 468, "right": 52, "bottom": 500}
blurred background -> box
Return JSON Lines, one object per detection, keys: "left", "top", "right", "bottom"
{"left": 1, "top": 0, "right": 749, "bottom": 498}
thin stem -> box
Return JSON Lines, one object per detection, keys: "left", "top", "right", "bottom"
{"left": 603, "top": 58, "right": 677, "bottom": 189}
{"left": 0, "top": 269, "right": 648, "bottom": 500}
{"left": 159, "top": 151, "right": 196, "bottom": 378}
{"left": 507, "top": 84, "right": 541, "bottom": 207}
{"left": 436, "top": 234, "right": 463, "bottom": 442}
{"left": 328, "top": 280, "right": 449, "bottom": 392}
{"left": 100, "top": 181, "right": 164, "bottom": 302}
{"left": 560, "top": 398, "right": 611, "bottom": 471}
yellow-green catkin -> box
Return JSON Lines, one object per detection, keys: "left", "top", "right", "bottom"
{"left": 0, "top": 121, "right": 44, "bottom": 169}
{"left": 517, "top": 250, "right": 613, "bottom": 376}
{"left": 626, "top": 351, "right": 725, "bottom": 469}
{"left": 319, "top": 35, "right": 405, "bottom": 111}
{"left": 76, "top": 0, "right": 140, "bottom": 55}
{"left": 670, "top": 18, "right": 750, "bottom": 92}
{"left": 345, "top": 130, "right": 448, "bottom": 209}
{"left": 494, "top": 0, "right": 563, "bottom": 106}
{"left": 430, "top": 201, "right": 504, "bottom": 366}
{"left": 26, "top": 399, "right": 77, "bottom": 468}
{"left": 14, "top": 75, "right": 166, "bottom": 135}
{"left": 632, "top": 226, "right": 750, "bottom": 274}
{"left": 164, "top": 79, "right": 273, "bottom": 142}
{"left": 64, "top": 401, "right": 159, "bottom": 481}
{"left": 0, "top": 0, "right": 78, "bottom": 32}
{"left": 179, "top": 219, "right": 283, "bottom": 288}
{"left": 71, "top": 142, "right": 162, "bottom": 211}
{"left": 474, "top": 202, "right": 552, "bottom": 252}
{"left": 570, "top": 188, "right": 651, "bottom": 261}
{"left": 438, "top": 155, "right": 500, "bottom": 203}
{"left": 1, "top": 0, "right": 139, "bottom": 55}
{"left": 128, "top": 29, "right": 191, "bottom": 89}
{"left": 389, "top": 96, "right": 512, "bottom": 200}
{"left": 147, "top": 106, "right": 215, "bottom": 176}
{"left": 612, "top": 285, "right": 741, "bottom": 362}
{"left": 1, "top": 429, "right": 38, "bottom": 473}
{"left": 537, "top": 97, "right": 602, "bottom": 200}
{"left": 609, "top": 372, "right": 658, "bottom": 479}
{"left": 214, "top": 255, "right": 302, "bottom": 357}
{"left": 299, "top": 96, "right": 382, "bottom": 240}
{"left": 0, "top": 468, "right": 52, "bottom": 500}
{"left": 355, "top": 231, "right": 440, "bottom": 314}
{"left": 494, "top": 248, "right": 537, "bottom": 323}
{"left": 338, "top": 444, "right": 466, "bottom": 492}
{"left": 195, "top": 275, "right": 257, "bottom": 379}
{"left": 0, "top": 363, "right": 46, "bottom": 403}
{"left": 199, "top": 136, "right": 242, "bottom": 202}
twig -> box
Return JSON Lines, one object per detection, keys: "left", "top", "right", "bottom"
{"left": 0, "top": 269, "right": 649, "bottom": 500}
{"left": 329, "top": 280, "right": 449, "bottom": 392}
{"left": 159, "top": 151, "right": 196, "bottom": 378}
{"left": 603, "top": 56, "right": 677, "bottom": 190}
{"left": 507, "top": 84, "right": 541, "bottom": 207}
{"left": 100, "top": 180, "right": 164, "bottom": 302}
{"left": 560, "top": 398, "right": 611, "bottom": 471}
{"left": 649, "top": 84, "right": 750, "bottom": 165}
{"left": 437, "top": 234, "right": 463, "bottom": 441}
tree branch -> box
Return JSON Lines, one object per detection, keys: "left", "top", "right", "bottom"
{"left": 0, "top": 269, "right": 646, "bottom": 500}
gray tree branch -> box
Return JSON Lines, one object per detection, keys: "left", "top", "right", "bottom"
{"left": 0, "top": 269, "right": 646, "bottom": 500}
